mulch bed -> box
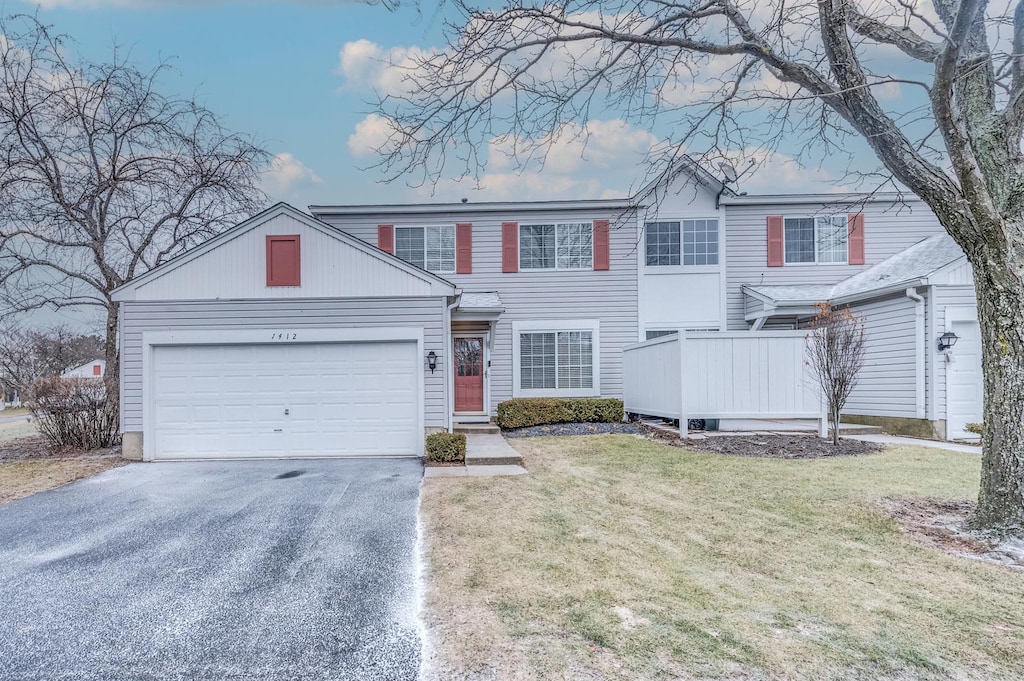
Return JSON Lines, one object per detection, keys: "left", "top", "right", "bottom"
{"left": 643, "top": 426, "right": 883, "bottom": 458}
{"left": 879, "top": 497, "right": 1024, "bottom": 570}
{"left": 0, "top": 436, "right": 122, "bottom": 462}
{"left": 502, "top": 422, "right": 644, "bottom": 438}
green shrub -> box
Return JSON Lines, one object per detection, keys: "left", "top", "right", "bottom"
{"left": 495, "top": 397, "right": 624, "bottom": 429}
{"left": 425, "top": 431, "right": 466, "bottom": 463}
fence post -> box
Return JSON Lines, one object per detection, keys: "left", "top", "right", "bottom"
{"left": 678, "top": 330, "right": 688, "bottom": 439}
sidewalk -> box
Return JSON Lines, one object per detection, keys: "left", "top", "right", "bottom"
{"left": 423, "top": 432, "right": 528, "bottom": 478}
{"left": 846, "top": 433, "right": 981, "bottom": 454}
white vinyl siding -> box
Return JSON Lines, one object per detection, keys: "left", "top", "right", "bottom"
{"left": 314, "top": 208, "right": 637, "bottom": 412}
{"left": 843, "top": 294, "right": 919, "bottom": 418}
{"left": 520, "top": 222, "right": 592, "bottom": 270}
{"left": 784, "top": 216, "right": 847, "bottom": 264}
{"left": 396, "top": 225, "right": 455, "bottom": 273}
{"left": 724, "top": 200, "right": 946, "bottom": 330}
{"left": 645, "top": 219, "right": 719, "bottom": 266}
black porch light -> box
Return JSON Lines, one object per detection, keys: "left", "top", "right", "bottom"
{"left": 427, "top": 351, "right": 438, "bottom": 373}
{"left": 938, "top": 331, "right": 959, "bottom": 352}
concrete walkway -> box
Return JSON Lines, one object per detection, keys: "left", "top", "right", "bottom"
{"left": 423, "top": 433, "right": 528, "bottom": 478}
{"left": 847, "top": 433, "right": 982, "bottom": 454}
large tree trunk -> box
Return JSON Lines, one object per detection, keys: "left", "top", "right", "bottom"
{"left": 970, "top": 237, "right": 1024, "bottom": 534}
{"left": 103, "top": 304, "right": 119, "bottom": 397}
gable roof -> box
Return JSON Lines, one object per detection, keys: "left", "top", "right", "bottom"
{"left": 743, "top": 233, "right": 966, "bottom": 308}
{"left": 633, "top": 156, "right": 734, "bottom": 208}
{"left": 111, "top": 202, "right": 456, "bottom": 301}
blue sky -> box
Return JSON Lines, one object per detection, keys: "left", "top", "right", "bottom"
{"left": 16, "top": 0, "right": 906, "bottom": 208}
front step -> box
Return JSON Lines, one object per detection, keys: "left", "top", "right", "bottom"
{"left": 463, "top": 432, "right": 524, "bottom": 466}
{"left": 454, "top": 423, "right": 500, "bottom": 435}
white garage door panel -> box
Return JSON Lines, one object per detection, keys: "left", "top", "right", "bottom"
{"left": 151, "top": 341, "right": 420, "bottom": 459}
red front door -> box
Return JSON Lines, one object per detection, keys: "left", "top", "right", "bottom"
{"left": 454, "top": 337, "right": 484, "bottom": 412}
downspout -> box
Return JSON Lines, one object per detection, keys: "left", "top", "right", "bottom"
{"left": 444, "top": 295, "right": 461, "bottom": 432}
{"left": 905, "top": 287, "right": 926, "bottom": 419}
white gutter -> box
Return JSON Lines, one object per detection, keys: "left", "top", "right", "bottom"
{"left": 905, "top": 287, "right": 927, "bottom": 418}
{"left": 444, "top": 296, "right": 460, "bottom": 432}
{"left": 310, "top": 198, "right": 638, "bottom": 216}
{"left": 719, "top": 192, "right": 924, "bottom": 206}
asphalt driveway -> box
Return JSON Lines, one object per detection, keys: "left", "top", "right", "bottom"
{"left": 0, "top": 457, "right": 424, "bottom": 681}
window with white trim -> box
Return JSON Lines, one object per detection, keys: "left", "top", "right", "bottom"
{"left": 395, "top": 225, "right": 455, "bottom": 273}
{"left": 520, "top": 330, "right": 593, "bottom": 390}
{"left": 519, "top": 222, "right": 592, "bottom": 270}
{"left": 645, "top": 219, "right": 719, "bottom": 266}
{"left": 784, "top": 216, "right": 847, "bottom": 264}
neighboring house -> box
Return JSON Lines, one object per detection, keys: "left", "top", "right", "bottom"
{"left": 111, "top": 164, "right": 983, "bottom": 461}
{"left": 636, "top": 176, "right": 978, "bottom": 440}
{"left": 63, "top": 360, "right": 106, "bottom": 379}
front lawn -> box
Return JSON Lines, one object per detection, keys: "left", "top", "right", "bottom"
{"left": 420, "top": 435, "right": 1024, "bottom": 680}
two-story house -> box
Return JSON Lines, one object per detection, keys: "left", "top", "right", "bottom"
{"left": 110, "top": 163, "right": 981, "bottom": 461}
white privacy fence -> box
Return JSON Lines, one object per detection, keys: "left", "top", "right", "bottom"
{"left": 623, "top": 331, "right": 824, "bottom": 436}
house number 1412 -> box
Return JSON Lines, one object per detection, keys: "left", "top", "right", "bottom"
{"left": 271, "top": 333, "right": 297, "bottom": 340}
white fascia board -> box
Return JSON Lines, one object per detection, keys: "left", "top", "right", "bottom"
{"left": 720, "top": 192, "right": 923, "bottom": 207}
{"left": 309, "top": 199, "right": 637, "bottom": 216}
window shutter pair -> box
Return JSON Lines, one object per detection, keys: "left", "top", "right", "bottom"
{"left": 501, "top": 220, "right": 611, "bottom": 272}
{"left": 765, "top": 214, "right": 865, "bottom": 266}
{"left": 378, "top": 223, "right": 473, "bottom": 274}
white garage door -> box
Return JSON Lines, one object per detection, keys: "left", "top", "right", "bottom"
{"left": 151, "top": 341, "right": 420, "bottom": 459}
{"left": 947, "top": 320, "right": 983, "bottom": 440}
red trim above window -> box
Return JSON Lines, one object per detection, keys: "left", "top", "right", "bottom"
{"left": 766, "top": 216, "right": 784, "bottom": 267}
{"left": 502, "top": 222, "right": 518, "bottom": 273}
{"left": 593, "top": 219, "right": 610, "bottom": 270}
{"left": 377, "top": 224, "right": 395, "bottom": 254}
{"left": 848, "top": 213, "right": 865, "bottom": 265}
{"left": 456, "top": 223, "right": 473, "bottom": 274}
{"left": 266, "top": 235, "right": 301, "bottom": 287}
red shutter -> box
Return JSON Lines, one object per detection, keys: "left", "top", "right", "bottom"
{"left": 766, "top": 216, "right": 784, "bottom": 267}
{"left": 377, "top": 224, "right": 394, "bottom": 254}
{"left": 456, "top": 223, "right": 473, "bottom": 274}
{"left": 266, "top": 235, "right": 301, "bottom": 286}
{"left": 593, "top": 219, "right": 610, "bottom": 271}
{"left": 848, "top": 213, "right": 865, "bottom": 265}
{"left": 502, "top": 222, "right": 518, "bottom": 273}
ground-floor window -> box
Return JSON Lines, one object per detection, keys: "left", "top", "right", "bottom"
{"left": 513, "top": 320, "right": 600, "bottom": 397}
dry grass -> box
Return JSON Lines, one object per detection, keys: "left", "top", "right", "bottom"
{"left": 0, "top": 455, "right": 125, "bottom": 504}
{"left": 0, "top": 414, "right": 38, "bottom": 443}
{"left": 420, "top": 434, "right": 1024, "bottom": 681}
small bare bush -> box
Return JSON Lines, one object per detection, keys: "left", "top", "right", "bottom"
{"left": 28, "top": 376, "right": 120, "bottom": 450}
{"left": 807, "top": 303, "right": 867, "bottom": 446}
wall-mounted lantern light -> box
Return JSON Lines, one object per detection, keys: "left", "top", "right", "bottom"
{"left": 938, "top": 331, "right": 959, "bottom": 352}
{"left": 427, "top": 351, "right": 438, "bottom": 374}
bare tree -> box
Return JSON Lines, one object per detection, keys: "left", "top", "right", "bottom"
{"left": 807, "top": 303, "right": 867, "bottom": 446}
{"left": 372, "top": 0, "right": 1024, "bottom": 535}
{"left": 0, "top": 323, "right": 103, "bottom": 396}
{"left": 0, "top": 15, "right": 268, "bottom": 388}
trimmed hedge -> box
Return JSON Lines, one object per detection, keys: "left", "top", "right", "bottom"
{"left": 425, "top": 432, "right": 466, "bottom": 463}
{"left": 495, "top": 397, "right": 624, "bottom": 430}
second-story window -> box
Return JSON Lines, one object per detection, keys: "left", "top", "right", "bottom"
{"left": 784, "top": 216, "right": 847, "bottom": 264}
{"left": 396, "top": 225, "right": 456, "bottom": 273}
{"left": 520, "top": 222, "right": 593, "bottom": 270}
{"left": 645, "top": 219, "right": 719, "bottom": 266}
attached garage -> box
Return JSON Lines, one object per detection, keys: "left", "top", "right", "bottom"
{"left": 150, "top": 340, "right": 421, "bottom": 459}
{"left": 112, "top": 203, "right": 455, "bottom": 461}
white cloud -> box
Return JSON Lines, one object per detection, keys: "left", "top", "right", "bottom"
{"left": 337, "top": 39, "right": 436, "bottom": 98}
{"left": 347, "top": 113, "right": 395, "bottom": 158}
{"left": 261, "top": 152, "right": 322, "bottom": 198}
